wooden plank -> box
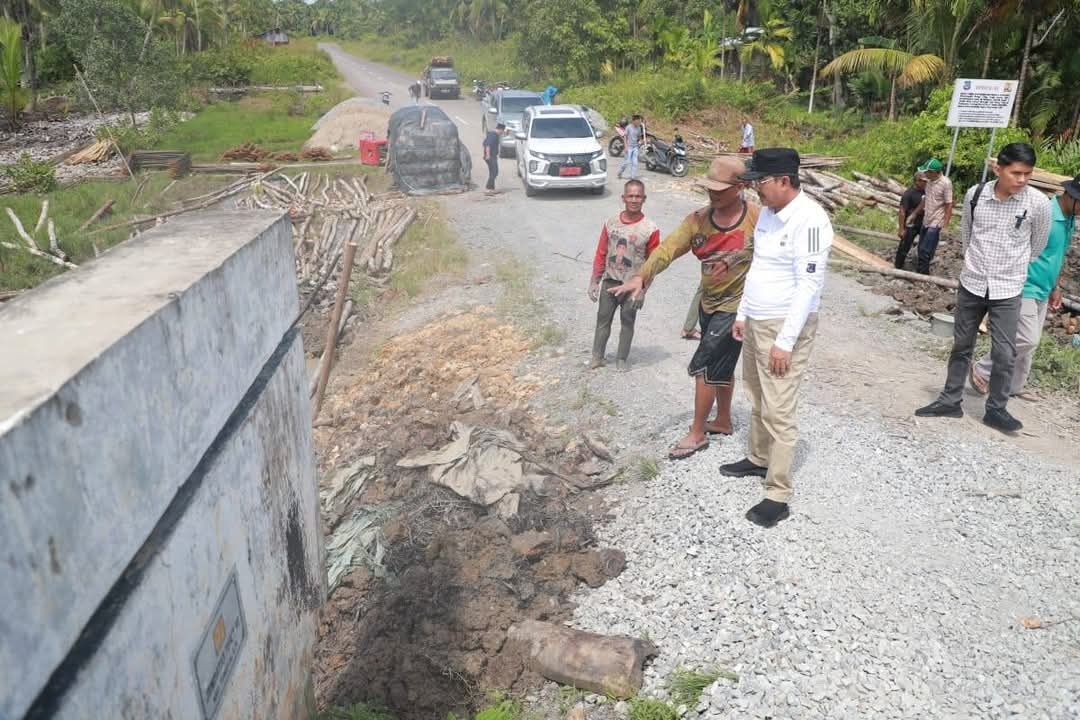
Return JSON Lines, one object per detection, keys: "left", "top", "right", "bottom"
{"left": 832, "top": 233, "right": 892, "bottom": 269}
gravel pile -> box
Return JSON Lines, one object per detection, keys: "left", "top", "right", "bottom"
{"left": 571, "top": 395, "right": 1080, "bottom": 719}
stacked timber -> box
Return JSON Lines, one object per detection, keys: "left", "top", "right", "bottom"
{"left": 129, "top": 150, "right": 192, "bottom": 177}
{"left": 799, "top": 168, "right": 904, "bottom": 211}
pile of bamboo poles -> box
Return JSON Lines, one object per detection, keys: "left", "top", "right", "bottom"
{"left": 234, "top": 172, "right": 417, "bottom": 283}
{"left": 800, "top": 168, "right": 904, "bottom": 211}
{"left": 67, "top": 140, "right": 114, "bottom": 165}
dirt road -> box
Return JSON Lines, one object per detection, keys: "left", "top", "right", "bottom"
{"left": 320, "top": 44, "right": 1080, "bottom": 719}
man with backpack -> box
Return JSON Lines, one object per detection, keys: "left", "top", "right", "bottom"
{"left": 915, "top": 143, "right": 1052, "bottom": 433}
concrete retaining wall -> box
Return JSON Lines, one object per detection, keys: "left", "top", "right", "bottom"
{"left": 0, "top": 210, "right": 324, "bottom": 720}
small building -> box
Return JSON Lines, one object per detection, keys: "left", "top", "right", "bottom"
{"left": 256, "top": 28, "right": 289, "bottom": 46}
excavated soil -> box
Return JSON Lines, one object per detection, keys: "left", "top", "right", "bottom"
{"left": 858, "top": 232, "right": 1080, "bottom": 341}
{"left": 312, "top": 310, "right": 626, "bottom": 719}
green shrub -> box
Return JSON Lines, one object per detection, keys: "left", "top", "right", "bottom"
{"left": 184, "top": 44, "right": 335, "bottom": 87}
{"left": 184, "top": 46, "right": 256, "bottom": 86}
{"left": 95, "top": 107, "right": 179, "bottom": 153}
{"left": 36, "top": 41, "right": 78, "bottom": 86}
{"left": 2, "top": 153, "right": 57, "bottom": 193}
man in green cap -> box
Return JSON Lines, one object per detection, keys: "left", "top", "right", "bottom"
{"left": 915, "top": 158, "right": 953, "bottom": 274}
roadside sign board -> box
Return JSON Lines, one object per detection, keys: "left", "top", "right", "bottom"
{"left": 946, "top": 78, "right": 1018, "bottom": 128}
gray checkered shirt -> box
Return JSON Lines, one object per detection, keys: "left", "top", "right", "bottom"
{"left": 959, "top": 182, "right": 1052, "bottom": 299}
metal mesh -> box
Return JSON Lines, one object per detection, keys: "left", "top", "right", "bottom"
{"left": 387, "top": 106, "right": 472, "bottom": 196}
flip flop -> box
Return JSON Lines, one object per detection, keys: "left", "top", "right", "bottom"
{"left": 669, "top": 439, "right": 709, "bottom": 460}
{"left": 1012, "top": 390, "right": 1039, "bottom": 402}
{"left": 969, "top": 365, "right": 989, "bottom": 395}
{"left": 705, "top": 425, "right": 733, "bottom": 436}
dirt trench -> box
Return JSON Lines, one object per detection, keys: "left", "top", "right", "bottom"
{"left": 310, "top": 310, "right": 627, "bottom": 719}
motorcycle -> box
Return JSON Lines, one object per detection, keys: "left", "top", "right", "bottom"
{"left": 380, "top": 90, "right": 392, "bottom": 106}
{"left": 644, "top": 131, "right": 689, "bottom": 177}
{"left": 472, "top": 79, "right": 487, "bottom": 101}
{"left": 608, "top": 118, "right": 657, "bottom": 158}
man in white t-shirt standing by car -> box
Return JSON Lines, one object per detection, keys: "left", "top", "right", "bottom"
{"left": 721, "top": 148, "right": 833, "bottom": 528}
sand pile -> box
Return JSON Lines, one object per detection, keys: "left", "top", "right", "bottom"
{"left": 305, "top": 97, "right": 392, "bottom": 155}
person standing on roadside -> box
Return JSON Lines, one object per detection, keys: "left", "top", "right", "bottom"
{"left": 611, "top": 158, "right": 759, "bottom": 460}
{"left": 915, "top": 143, "right": 1052, "bottom": 434}
{"left": 720, "top": 148, "right": 832, "bottom": 528}
{"left": 482, "top": 122, "right": 506, "bottom": 195}
{"left": 915, "top": 158, "right": 953, "bottom": 274}
{"left": 409, "top": 80, "right": 422, "bottom": 104}
{"left": 588, "top": 179, "right": 661, "bottom": 371}
{"left": 895, "top": 172, "right": 927, "bottom": 269}
{"left": 618, "top": 115, "right": 644, "bottom": 180}
{"left": 739, "top": 119, "right": 755, "bottom": 154}
{"left": 970, "top": 174, "right": 1079, "bottom": 400}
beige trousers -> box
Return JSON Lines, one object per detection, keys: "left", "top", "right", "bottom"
{"left": 973, "top": 297, "right": 1048, "bottom": 396}
{"left": 742, "top": 314, "right": 819, "bottom": 502}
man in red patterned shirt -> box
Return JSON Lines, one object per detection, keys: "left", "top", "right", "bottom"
{"left": 589, "top": 179, "right": 661, "bottom": 371}
{"left": 612, "top": 157, "right": 758, "bottom": 460}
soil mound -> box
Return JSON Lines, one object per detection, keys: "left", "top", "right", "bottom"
{"left": 306, "top": 97, "right": 392, "bottom": 154}
{"left": 312, "top": 311, "right": 626, "bottom": 719}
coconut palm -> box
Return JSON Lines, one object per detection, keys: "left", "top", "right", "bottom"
{"left": 820, "top": 46, "right": 945, "bottom": 120}
{"left": 0, "top": 18, "right": 26, "bottom": 128}
{"left": 738, "top": 18, "right": 792, "bottom": 81}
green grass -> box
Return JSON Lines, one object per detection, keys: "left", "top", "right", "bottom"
{"left": 1, "top": 172, "right": 232, "bottom": 291}
{"left": 628, "top": 698, "right": 678, "bottom": 720}
{"left": 150, "top": 87, "right": 346, "bottom": 161}
{"left": 635, "top": 456, "right": 661, "bottom": 482}
{"left": 668, "top": 667, "right": 739, "bottom": 708}
{"left": 389, "top": 201, "right": 468, "bottom": 298}
{"left": 1029, "top": 335, "right": 1080, "bottom": 393}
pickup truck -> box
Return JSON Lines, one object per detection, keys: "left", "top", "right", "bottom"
{"left": 482, "top": 89, "right": 544, "bottom": 157}
{"left": 422, "top": 56, "right": 461, "bottom": 99}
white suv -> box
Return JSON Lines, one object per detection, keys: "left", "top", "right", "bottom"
{"left": 515, "top": 105, "right": 607, "bottom": 196}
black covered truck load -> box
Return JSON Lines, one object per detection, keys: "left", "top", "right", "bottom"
{"left": 387, "top": 106, "right": 472, "bottom": 195}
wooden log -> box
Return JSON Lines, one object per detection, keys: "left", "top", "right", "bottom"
{"left": 832, "top": 234, "right": 892, "bottom": 269}
{"left": 312, "top": 240, "right": 359, "bottom": 418}
{"left": 34, "top": 200, "right": 49, "bottom": 236}
{"left": 830, "top": 257, "right": 959, "bottom": 289}
{"left": 835, "top": 224, "right": 898, "bottom": 242}
{"left": 507, "top": 619, "right": 656, "bottom": 700}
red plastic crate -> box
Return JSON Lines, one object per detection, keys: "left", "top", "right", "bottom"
{"left": 359, "top": 138, "right": 387, "bottom": 166}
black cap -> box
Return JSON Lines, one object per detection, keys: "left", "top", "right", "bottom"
{"left": 739, "top": 148, "right": 801, "bottom": 180}
{"left": 1063, "top": 174, "right": 1080, "bottom": 201}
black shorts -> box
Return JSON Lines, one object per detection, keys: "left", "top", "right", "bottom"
{"left": 688, "top": 308, "right": 742, "bottom": 386}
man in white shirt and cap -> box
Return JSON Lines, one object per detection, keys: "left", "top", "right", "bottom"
{"left": 721, "top": 148, "right": 833, "bottom": 528}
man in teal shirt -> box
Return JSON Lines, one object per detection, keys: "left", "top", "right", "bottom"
{"left": 971, "top": 173, "right": 1079, "bottom": 397}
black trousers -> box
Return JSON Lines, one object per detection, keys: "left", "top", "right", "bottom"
{"left": 894, "top": 224, "right": 922, "bottom": 269}
{"left": 592, "top": 278, "right": 639, "bottom": 361}
{"left": 938, "top": 285, "right": 1021, "bottom": 413}
{"left": 485, "top": 157, "right": 498, "bottom": 190}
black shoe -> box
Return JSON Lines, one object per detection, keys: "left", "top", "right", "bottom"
{"left": 719, "top": 458, "right": 768, "bottom": 478}
{"left": 983, "top": 408, "right": 1022, "bottom": 434}
{"left": 915, "top": 401, "right": 963, "bottom": 418}
{"left": 746, "top": 499, "right": 790, "bottom": 528}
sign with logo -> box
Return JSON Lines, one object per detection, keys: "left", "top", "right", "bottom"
{"left": 193, "top": 571, "right": 247, "bottom": 720}
{"left": 946, "top": 78, "right": 1017, "bottom": 128}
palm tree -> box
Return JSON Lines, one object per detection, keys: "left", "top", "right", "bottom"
{"left": 820, "top": 46, "right": 945, "bottom": 120}
{"left": 0, "top": 18, "right": 27, "bottom": 128}
{"left": 738, "top": 18, "right": 792, "bottom": 81}
{"left": 909, "top": 0, "right": 980, "bottom": 81}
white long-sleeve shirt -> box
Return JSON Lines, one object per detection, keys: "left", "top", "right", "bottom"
{"left": 737, "top": 190, "right": 832, "bottom": 351}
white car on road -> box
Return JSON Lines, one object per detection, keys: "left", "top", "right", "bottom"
{"left": 515, "top": 105, "right": 607, "bottom": 196}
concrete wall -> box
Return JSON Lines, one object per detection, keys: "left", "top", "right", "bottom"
{"left": 0, "top": 210, "right": 324, "bottom": 720}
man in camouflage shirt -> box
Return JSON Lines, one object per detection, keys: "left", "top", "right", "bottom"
{"left": 612, "top": 157, "right": 758, "bottom": 459}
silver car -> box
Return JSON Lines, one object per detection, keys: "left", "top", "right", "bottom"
{"left": 483, "top": 89, "right": 544, "bottom": 157}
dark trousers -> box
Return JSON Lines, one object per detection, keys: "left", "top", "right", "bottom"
{"left": 485, "top": 157, "right": 498, "bottom": 190}
{"left": 894, "top": 225, "right": 922, "bottom": 269}
{"left": 592, "top": 278, "right": 639, "bottom": 361}
{"left": 917, "top": 226, "right": 941, "bottom": 274}
{"left": 938, "top": 285, "right": 1021, "bottom": 413}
